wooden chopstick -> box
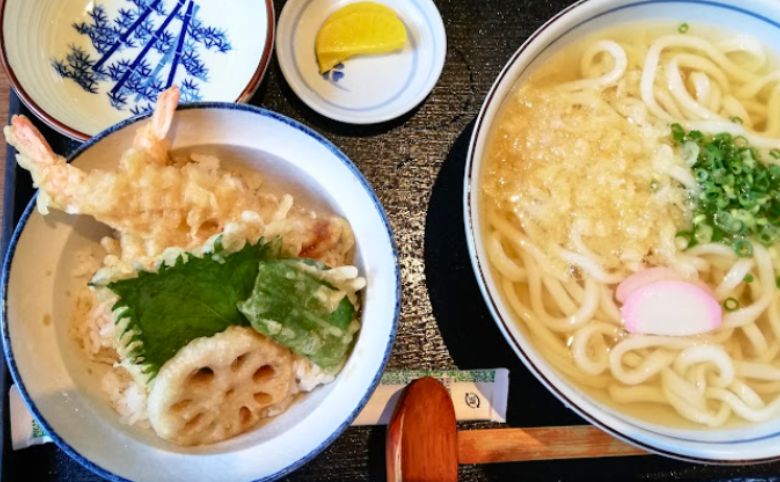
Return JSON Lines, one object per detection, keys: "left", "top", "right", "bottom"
{"left": 457, "top": 425, "right": 648, "bottom": 464}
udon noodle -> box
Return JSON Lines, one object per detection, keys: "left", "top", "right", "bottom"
{"left": 482, "top": 23, "right": 780, "bottom": 428}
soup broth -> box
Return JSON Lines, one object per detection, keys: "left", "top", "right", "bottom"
{"left": 481, "top": 22, "right": 780, "bottom": 429}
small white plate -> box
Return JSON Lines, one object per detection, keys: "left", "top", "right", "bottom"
{"left": 276, "top": 0, "right": 446, "bottom": 124}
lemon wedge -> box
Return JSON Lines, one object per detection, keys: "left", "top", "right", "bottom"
{"left": 315, "top": 2, "right": 408, "bottom": 74}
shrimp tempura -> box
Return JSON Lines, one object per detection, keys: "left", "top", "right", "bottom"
{"left": 4, "top": 87, "right": 354, "bottom": 266}
{"left": 4, "top": 87, "right": 180, "bottom": 219}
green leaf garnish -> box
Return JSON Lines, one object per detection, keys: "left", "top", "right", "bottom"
{"left": 238, "top": 259, "right": 359, "bottom": 371}
{"left": 107, "top": 238, "right": 281, "bottom": 378}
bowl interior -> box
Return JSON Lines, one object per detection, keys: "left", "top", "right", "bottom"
{"left": 2, "top": 0, "right": 273, "bottom": 139}
{"left": 4, "top": 106, "right": 399, "bottom": 481}
{"left": 466, "top": 0, "right": 780, "bottom": 462}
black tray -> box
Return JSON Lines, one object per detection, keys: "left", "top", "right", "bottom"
{"left": 4, "top": 0, "right": 780, "bottom": 480}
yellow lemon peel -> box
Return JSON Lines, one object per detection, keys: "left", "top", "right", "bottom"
{"left": 315, "top": 2, "right": 408, "bottom": 74}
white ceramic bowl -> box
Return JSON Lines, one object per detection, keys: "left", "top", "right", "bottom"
{"left": 0, "top": 0, "right": 274, "bottom": 141}
{"left": 465, "top": 0, "right": 780, "bottom": 464}
{"left": 2, "top": 104, "right": 400, "bottom": 481}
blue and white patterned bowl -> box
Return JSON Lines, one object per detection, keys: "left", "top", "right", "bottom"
{"left": 465, "top": 0, "right": 780, "bottom": 464}
{"left": 0, "top": 0, "right": 274, "bottom": 140}
{"left": 2, "top": 104, "right": 400, "bottom": 481}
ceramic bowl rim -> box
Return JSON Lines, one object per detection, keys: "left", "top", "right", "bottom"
{"left": 1, "top": 102, "right": 401, "bottom": 481}
{"left": 0, "top": 0, "right": 277, "bottom": 141}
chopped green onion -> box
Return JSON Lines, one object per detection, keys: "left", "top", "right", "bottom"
{"left": 743, "top": 274, "right": 754, "bottom": 283}
{"left": 715, "top": 197, "right": 730, "bottom": 210}
{"left": 688, "top": 130, "right": 704, "bottom": 141}
{"left": 758, "top": 225, "right": 779, "bottom": 245}
{"left": 723, "top": 297, "right": 740, "bottom": 312}
{"left": 710, "top": 168, "right": 726, "bottom": 182}
{"left": 714, "top": 132, "right": 732, "bottom": 143}
{"left": 694, "top": 224, "right": 713, "bottom": 244}
{"left": 678, "top": 22, "right": 690, "bottom": 33}
{"left": 649, "top": 179, "right": 660, "bottom": 192}
{"left": 681, "top": 141, "right": 700, "bottom": 166}
{"left": 733, "top": 239, "right": 753, "bottom": 257}
{"left": 670, "top": 123, "right": 685, "bottom": 143}
{"left": 755, "top": 171, "right": 771, "bottom": 191}
{"left": 675, "top": 230, "right": 693, "bottom": 249}
{"left": 777, "top": 276, "right": 780, "bottom": 289}
{"left": 730, "top": 116, "right": 743, "bottom": 125}
{"left": 713, "top": 211, "right": 733, "bottom": 230}
{"left": 673, "top": 126, "right": 780, "bottom": 257}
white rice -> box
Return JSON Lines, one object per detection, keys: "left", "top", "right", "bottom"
{"left": 293, "top": 357, "right": 336, "bottom": 393}
{"left": 101, "top": 367, "right": 149, "bottom": 426}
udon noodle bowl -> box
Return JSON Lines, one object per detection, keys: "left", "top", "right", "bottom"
{"left": 480, "top": 22, "right": 780, "bottom": 430}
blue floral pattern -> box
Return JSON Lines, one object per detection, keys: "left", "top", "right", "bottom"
{"left": 322, "top": 63, "right": 350, "bottom": 91}
{"left": 52, "top": 0, "right": 232, "bottom": 115}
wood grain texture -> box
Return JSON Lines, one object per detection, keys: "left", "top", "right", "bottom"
{"left": 458, "top": 426, "right": 647, "bottom": 465}
{"left": 387, "top": 377, "right": 458, "bottom": 482}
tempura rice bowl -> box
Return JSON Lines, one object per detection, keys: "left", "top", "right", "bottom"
{"left": 2, "top": 104, "right": 399, "bottom": 481}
